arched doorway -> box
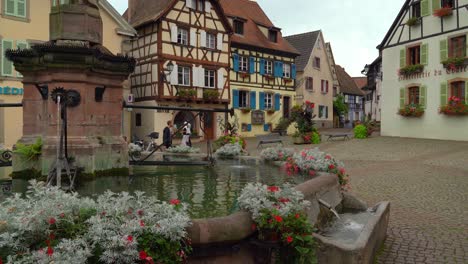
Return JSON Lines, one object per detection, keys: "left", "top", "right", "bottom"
{"left": 174, "top": 111, "right": 196, "bottom": 135}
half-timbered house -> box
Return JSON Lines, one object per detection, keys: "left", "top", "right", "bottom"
{"left": 219, "top": 0, "right": 300, "bottom": 136}
{"left": 379, "top": 0, "right": 468, "bottom": 141}
{"left": 335, "top": 65, "right": 365, "bottom": 128}
{"left": 125, "top": 0, "right": 232, "bottom": 142}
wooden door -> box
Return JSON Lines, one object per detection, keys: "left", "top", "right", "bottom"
{"left": 283, "top": 96, "right": 291, "bottom": 118}
{"left": 204, "top": 112, "right": 215, "bottom": 140}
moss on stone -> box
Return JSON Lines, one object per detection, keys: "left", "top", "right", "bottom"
{"left": 10, "top": 169, "right": 46, "bottom": 181}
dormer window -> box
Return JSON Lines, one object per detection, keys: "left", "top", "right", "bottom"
{"left": 234, "top": 20, "right": 244, "bottom": 35}
{"left": 268, "top": 30, "right": 278, "bottom": 43}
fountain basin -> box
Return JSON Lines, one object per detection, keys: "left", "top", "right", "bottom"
{"left": 314, "top": 202, "right": 390, "bottom": 264}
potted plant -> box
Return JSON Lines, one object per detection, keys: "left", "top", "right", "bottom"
{"left": 203, "top": 90, "right": 220, "bottom": 101}
{"left": 240, "top": 107, "right": 252, "bottom": 113}
{"left": 440, "top": 96, "right": 468, "bottom": 116}
{"left": 399, "top": 64, "right": 424, "bottom": 76}
{"left": 398, "top": 104, "right": 425, "bottom": 117}
{"left": 178, "top": 88, "right": 197, "bottom": 100}
{"left": 239, "top": 72, "right": 250, "bottom": 78}
{"left": 433, "top": 6, "right": 453, "bottom": 17}
{"left": 442, "top": 57, "right": 466, "bottom": 70}
{"left": 265, "top": 75, "right": 275, "bottom": 81}
{"left": 406, "top": 17, "right": 420, "bottom": 26}
{"left": 283, "top": 78, "right": 293, "bottom": 84}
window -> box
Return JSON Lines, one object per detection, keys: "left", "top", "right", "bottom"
{"left": 333, "top": 87, "right": 338, "bottom": 97}
{"left": 305, "top": 77, "right": 313, "bottom": 91}
{"left": 449, "top": 36, "right": 466, "bottom": 58}
{"left": 441, "top": 0, "right": 453, "bottom": 8}
{"left": 1, "top": 39, "right": 14, "bottom": 76}
{"left": 177, "top": 28, "right": 189, "bottom": 45}
{"left": 319, "top": 105, "right": 324, "bottom": 118}
{"left": 313, "top": 57, "right": 321, "bottom": 69}
{"left": 264, "top": 93, "right": 273, "bottom": 109}
{"left": 408, "top": 87, "right": 420, "bottom": 105}
{"left": 239, "top": 56, "right": 248, "bottom": 72}
{"left": 239, "top": 90, "right": 249, "bottom": 108}
{"left": 207, "top": 33, "right": 216, "bottom": 49}
{"left": 178, "top": 66, "right": 191, "bottom": 86}
{"left": 450, "top": 81, "right": 465, "bottom": 102}
{"left": 265, "top": 60, "right": 273, "bottom": 75}
{"left": 136, "top": 113, "right": 142, "bottom": 127}
{"left": 268, "top": 30, "right": 278, "bottom": 43}
{"left": 4, "top": 0, "right": 27, "bottom": 18}
{"left": 408, "top": 45, "right": 420, "bottom": 65}
{"left": 196, "top": 0, "right": 204, "bottom": 12}
{"left": 321, "top": 80, "right": 329, "bottom": 93}
{"left": 411, "top": 1, "right": 421, "bottom": 18}
{"left": 233, "top": 20, "right": 244, "bottom": 35}
{"left": 283, "top": 64, "right": 291, "bottom": 78}
{"left": 205, "top": 69, "right": 215, "bottom": 88}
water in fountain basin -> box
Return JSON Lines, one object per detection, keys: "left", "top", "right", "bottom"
{"left": 320, "top": 211, "right": 375, "bottom": 244}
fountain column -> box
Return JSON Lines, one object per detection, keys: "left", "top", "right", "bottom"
{"left": 6, "top": 1, "right": 135, "bottom": 176}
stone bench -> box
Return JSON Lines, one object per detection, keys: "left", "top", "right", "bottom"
{"left": 256, "top": 133, "right": 283, "bottom": 149}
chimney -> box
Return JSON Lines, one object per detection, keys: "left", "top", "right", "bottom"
{"left": 127, "top": 0, "right": 133, "bottom": 23}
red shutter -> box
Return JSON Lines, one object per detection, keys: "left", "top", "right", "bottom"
{"left": 326, "top": 81, "right": 329, "bottom": 93}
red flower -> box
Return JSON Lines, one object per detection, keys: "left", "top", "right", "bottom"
{"left": 309, "top": 170, "right": 316, "bottom": 176}
{"left": 49, "top": 233, "right": 55, "bottom": 240}
{"left": 286, "top": 236, "right": 293, "bottom": 244}
{"left": 48, "top": 218, "right": 56, "bottom": 225}
{"left": 170, "top": 199, "right": 181, "bottom": 205}
{"left": 278, "top": 198, "right": 290, "bottom": 203}
{"left": 140, "top": 220, "right": 145, "bottom": 227}
{"left": 325, "top": 155, "right": 332, "bottom": 160}
{"left": 127, "top": 235, "right": 133, "bottom": 242}
{"left": 339, "top": 168, "right": 346, "bottom": 175}
{"left": 267, "top": 186, "right": 280, "bottom": 192}
{"left": 295, "top": 213, "right": 301, "bottom": 219}
{"left": 274, "top": 215, "right": 283, "bottom": 223}
{"left": 139, "top": 251, "right": 148, "bottom": 260}
{"left": 137, "top": 210, "right": 144, "bottom": 216}
{"left": 251, "top": 223, "right": 257, "bottom": 231}
{"left": 59, "top": 213, "right": 65, "bottom": 218}
{"left": 47, "top": 246, "right": 53, "bottom": 257}
{"left": 329, "top": 164, "right": 335, "bottom": 170}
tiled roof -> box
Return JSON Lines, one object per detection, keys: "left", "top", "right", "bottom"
{"left": 353, "top": 77, "right": 367, "bottom": 89}
{"left": 335, "top": 65, "right": 365, "bottom": 96}
{"left": 124, "top": 0, "right": 173, "bottom": 28}
{"left": 284, "top": 31, "right": 321, "bottom": 71}
{"left": 219, "top": 0, "right": 299, "bottom": 56}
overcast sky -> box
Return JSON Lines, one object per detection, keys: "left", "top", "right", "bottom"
{"left": 108, "top": 0, "right": 403, "bottom": 76}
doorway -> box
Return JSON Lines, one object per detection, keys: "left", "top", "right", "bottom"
{"left": 203, "top": 112, "right": 215, "bottom": 140}
{"left": 283, "top": 96, "right": 291, "bottom": 119}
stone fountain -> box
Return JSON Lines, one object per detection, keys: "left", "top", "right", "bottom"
{"left": 6, "top": 0, "right": 135, "bottom": 177}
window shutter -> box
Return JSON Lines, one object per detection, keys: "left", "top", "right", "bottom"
{"left": 205, "top": 0, "right": 211, "bottom": 13}
{"left": 466, "top": 33, "right": 468, "bottom": 57}
{"left": 217, "top": 33, "right": 223, "bottom": 50}
{"left": 440, "top": 39, "right": 448, "bottom": 63}
{"left": 193, "top": 67, "right": 200, "bottom": 87}
{"left": 186, "top": 0, "right": 193, "bottom": 9}
{"left": 17, "top": 0, "right": 26, "bottom": 18}
{"left": 171, "top": 25, "right": 178, "bottom": 43}
{"left": 264, "top": 124, "right": 269, "bottom": 132}
{"left": 250, "top": 91, "right": 256, "bottom": 109}
{"left": 200, "top": 30, "right": 207, "bottom": 48}
{"left": 273, "top": 61, "right": 278, "bottom": 77}
{"left": 217, "top": 69, "right": 224, "bottom": 89}
{"left": 16, "top": 41, "right": 28, "bottom": 77}
{"left": 278, "top": 62, "right": 284, "bottom": 78}
{"left": 233, "top": 54, "right": 239, "bottom": 72}
{"left": 432, "top": 0, "right": 440, "bottom": 12}
{"left": 247, "top": 124, "right": 252, "bottom": 132}
{"left": 274, "top": 93, "right": 280, "bottom": 111}
{"left": 420, "top": 86, "right": 427, "bottom": 109}
{"left": 400, "top": 88, "right": 405, "bottom": 108}
{"left": 190, "top": 28, "right": 196, "bottom": 46}
{"left": 325, "top": 106, "right": 329, "bottom": 119}
{"left": 5, "top": 0, "right": 15, "bottom": 15}
{"left": 345, "top": 95, "right": 349, "bottom": 103}
{"left": 259, "top": 59, "right": 265, "bottom": 75}
{"left": 400, "top": 49, "right": 406, "bottom": 68}
{"left": 440, "top": 82, "right": 447, "bottom": 106}
{"left": 291, "top": 64, "right": 297, "bottom": 79}
{"left": 170, "top": 63, "right": 178, "bottom": 85}
{"left": 421, "top": 43, "right": 428, "bottom": 65}
{"left": 249, "top": 57, "right": 255, "bottom": 74}
{"left": 259, "top": 92, "right": 265, "bottom": 110}
{"left": 1, "top": 40, "right": 14, "bottom": 76}
{"left": 465, "top": 81, "right": 468, "bottom": 104}
{"left": 233, "top": 89, "right": 239, "bottom": 109}
{"left": 421, "top": 0, "right": 429, "bottom": 16}
{"left": 326, "top": 81, "right": 329, "bottom": 93}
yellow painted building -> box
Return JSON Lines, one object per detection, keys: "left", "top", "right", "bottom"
{"left": 219, "top": 0, "right": 300, "bottom": 136}
{"left": 0, "top": 0, "right": 136, "bottom": 148}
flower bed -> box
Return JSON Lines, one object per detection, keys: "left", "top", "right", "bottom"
{"left": 214, "top": 143, "right": 246, "bottom": 159}
{"left": 398, "top": 104, "right": 425, "bottom": 117}
{"left": 440, "top": 96, "right": 468, "bottom": 116}
{"left": 238, "top": 183, "right": 316, "bottom": 263}
{"left": 260, "top": 147, "right": 294, "bottom": 162}
{"left": 213, "top": 135, "right": 246, "bottom": 151}
{"left": 399, "top": 64, "right": 424, "bottom": 76}
{"left": 433, "top": 6, "right": 453, "bottom": 17}
{"left": 0, "top": 181, "right": 192, "bottom": 263}
{"left": 167, "top": 145, "right": 201, "bottom": 154}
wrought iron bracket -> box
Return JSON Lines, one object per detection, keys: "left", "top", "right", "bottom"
{"left": 35, "top": 84, "right": 49, "bottom": 100}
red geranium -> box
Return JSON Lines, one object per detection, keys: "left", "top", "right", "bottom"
{"left": 59, "top": 213, "right": 65, "bottom": 218}
{"left": 139, "top": 251, "right": 148, "bottom": 260}
{"left": 295, "top": 213, "right": 300, "bottom": 219}
{"left": 329, "top": 164, "right": 335, "bottom": 170}
{"left": 47, "top": 246, "right": 53, "bottom": 257}
{"left": 127, "top": 235, "right": 133, "bottom": 242}
{"left": 140, "top": 220, "right": 145, "bottom": 227}
{"left": 267, "top": 186, "right": 280, "bottom": 192}
{"left": 170, "top": 199, "right": 181, "bottom": 205}
{"left": 278, "top": 198, "right": 290, "bottom": 203}
{"left": 137, "top": 210, "right": 144, "bottom": 216}
{"left": 274, "top": 215, "right": 283, "bottom": 223}
{"left": 48, "top": 218, "right": 56, "bottom": 225}
{"left": 286, "top": 236, "right": 293, "bottom": 243}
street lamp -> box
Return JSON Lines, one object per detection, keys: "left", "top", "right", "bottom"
{"left": 165, "top": 61, "right": 174, "bottom": 76}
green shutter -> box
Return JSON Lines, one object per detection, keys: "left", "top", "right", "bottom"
{"left": 16, "top": 41, "right": 28, "bottom": 77}
{"left": 432, "top": 0, "right": 440, "bottom": 12}
{"left": 1, "top": 39, "right": 14, "bottom": 76}
{"left": 440, "top": 82, "right": 448, "bottom": 106}
{"left": 421, "top": 43, "right": 428, "bottom": 65}
{"left": 400, "top": 88, "right": 405, "bottom": 109}
{"left": 17, "top": 0, "right": 26, "bottom": 18}
{"left": 465, "top": 81, "right": 468, "bottom": 104}
{"left": 466, "top": 33, "right": 468, "bottom": 57}
{"left": 421, "top": 0, "right": 430, "bottom": 16}
{"left": 400, "top": 49, "right": 406, "bottom": 68}
{"left": 440, "top": 39, "right": 448, "bottom": 63}
{"left": 5, "top": 0, "right": 14, "bottom": 15}
{"left": 420, "top": 86, "right": 427, "bottom": 109}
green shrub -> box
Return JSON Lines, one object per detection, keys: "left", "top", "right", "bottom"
{"left": 311, "top": 132, "right": 321, "bottom": 144}
{"left": 354, "top": 125, "right": 368, "bottom": 139}
{"left": 13, "top": 137, "right": 42, "bottom": 161}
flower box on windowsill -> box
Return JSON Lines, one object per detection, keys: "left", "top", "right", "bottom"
{"left": 239, "top": 72, "right": 250, "bottom": 78}
{"left": 440, "top": 97, "right": 468, "bottom": 116}
{"left": 398, "top": 104, "right": 425, "bottom": 117}
{"left": 203, "top": 90, "right": 220, "bottom": 102}
{"left": 266, "top": 109, "right": 276, "bottom": 114}
{"left": 433, "top": 7, "right": 453, "bottom": 17}
{"left": 240, "top": 107, "right": 251, "bottom": 113}
{"left": 399, "top": 64, "right": 424, "bottom": 76}
{"left": 264, "top": 75, "right": 275, "bottom": 81}
{"left": 405, "top": 17, "right": 420, "bottom": 26}
{"left": 442, "top": 57, "right": 466, "bottom": 70}
{"left": 283, "top": 78, "right": 293, "bottom": 83}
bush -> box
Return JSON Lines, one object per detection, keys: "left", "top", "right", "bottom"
{"left": 260, "top": 147, "right": 294, "bottom": 162}
{"left": 354, "top": 124, "right": 368, "bottom": 139}
{"left": 214, "top": 143, "right": 245, "bottom": 159}
{"left": 166, "top": 145, "right": 200, "bottom": 154}
{"left": 13, "top": 137, "right": 42, "bottom": 161}
{"left": 0, "top": 181, "right": 192, "bottom": 263}
{"left": 213, "top": 135, "right": 246, "bottom": 151}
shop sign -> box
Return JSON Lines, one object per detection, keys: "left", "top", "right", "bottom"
{"left": 0, "top": 86, "right": 24, "bottom": 95}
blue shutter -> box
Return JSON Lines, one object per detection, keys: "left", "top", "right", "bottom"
{"left": 259, "top": 59, "right": 265, "bottom": 75}
{"left": 274, "top": 93, "right": 281, "bottom": 111}
{"left": 264, "top": 124, "right": 270, "bottom": 132}
{"left": 250, "top": 91, "right": 256, "bottom": 109}
{"left": 259, "top": 92, "right": 265, "bottom": 110}
{"left": 277, "top": 61, "right": 284, "bottom": 78}
{"left": 233, "top": 89, "right": 239, "bottom": 109}
{"left": 233, "top": 54, "right": 239, "bottom": 72}
{"left": 249, "top": 57, "right": 255, "bottom": 74}
{"left": 291, "top": 64, "right": 297, "bottom": 79}
{"left": 247, "top": 124, "right": 252, "bottom": 132}
{"left": 273, "top": 61, "right": 279, "bottom": 77}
